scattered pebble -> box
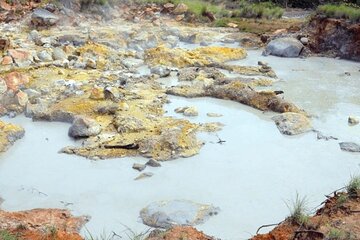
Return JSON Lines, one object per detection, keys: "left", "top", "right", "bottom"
{"left": 146, "top": 159, "right": 161, "bottom": 167}
{"left": 132, "top": 163, "right": 146, "bottom": 172}
{"left": 134, "top": 172, "right": 154, "bottom": 180}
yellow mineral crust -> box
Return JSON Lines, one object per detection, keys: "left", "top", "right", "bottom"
{"left": 0, "top": 121, "right": 25, "bottom": 152}
{"left": 145, "top": 46, "right": 247, "bottom": 68}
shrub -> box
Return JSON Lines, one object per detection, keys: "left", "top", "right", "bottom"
{"left": 317, "top": 4, "right": 360, "bottom": 22}
{"left": 233, "top": 1, "right": 284, "bottom": 19}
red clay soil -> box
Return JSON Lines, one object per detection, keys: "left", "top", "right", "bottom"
{"left": 251, "top": 192, "right": 360, "bottom": 240}
{"left": 146, "top": 226, "right": 215, "bottom": 240}
{"left": 0, "top": 0, "right": 40, "bottom": 22}
{"left": 0, "top": 208, "right": 87, "bottom": 240}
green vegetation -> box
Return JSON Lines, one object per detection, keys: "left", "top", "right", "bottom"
{"left": 232, "top": 1, "right": 284, "bottom": 19}
{"left": 286, "top": 193, "right": 309, "bottom": 225}
{"left": 81, "top": 0, "right": 108, "bottom": 6}
{"left": 140, "top": 0, "right": 221, "bottom": 17}
{"left": 327, "top": 228, "right": 355, "bottom": 240}
{"left": 0, "top": 231, "right": 19, "bottom": 240}
{"left": 346, "top": 174, "right": 360, "bottom": 196}
{"left": 317, "top": 4, "right": 360, "bottom": 21}
{"left": 336, "top": 194, "right": 348, "bottom": 207}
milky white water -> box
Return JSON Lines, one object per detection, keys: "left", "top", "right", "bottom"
{"left": 0, "top": 49, "right": 359, "bottom": 240}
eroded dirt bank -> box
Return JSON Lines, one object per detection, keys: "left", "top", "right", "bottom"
{"left": 308, "top": 16, "right": 360, "bottom": 61}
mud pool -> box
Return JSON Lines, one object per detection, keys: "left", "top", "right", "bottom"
{"left": 0, "top": 49, "right": 359, "bottom": 240}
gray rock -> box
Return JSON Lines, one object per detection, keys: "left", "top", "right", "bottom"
{"left": 146, "top": 159, "right": 161, "bottom": 167}
{"left": 24, "top": 89, "right": 41, "bottom": 99}
{"left": 68, "top": 116, "right": 101, "bottom": 138}
{"left": 348, "top": 116, "right": 359, "bottom": 126}
{"left": 339, "top": 142, "right": 360, "bottom": 153}
{"left": 52, "top": 47, "right": 67, "bottom": 61}
{"left": 31, "top": 8, "right": 59, "bottom": 27}
{"left": 122, "top": 58, "right": 144, "bottom": 69}
{"left": 150, "top": 65, "right": 171, "bottom": 78}
{"left": 37, "top": 50, "right": 53, "bottom": 62}
{"left": 300, "top": 37, "right": 309, "bottom": 45}
{"left": 140, "top": 200, "right": 219, "bottom": 229}
{"left": 134, "top": 172, "right": 154, "bottom": 180}
{"left": 272, "top": 113, "right": 312, "bottom": 135}
{"left": 133, "top": 163, "right": 146, "bottom": 172}
{"left": 264, "top": 37, "right": 304, "bottom": 58}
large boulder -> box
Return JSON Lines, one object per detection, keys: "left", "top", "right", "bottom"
{"left": 68, "top": 116, "right": 101, "bottom": 138}
{"left": 272, "top": 112, "right": 312, "bottom": 135}
{"left": 31, "top": 8, "right": 59, "bottom": 27}
{"left": 140, "top": 200, "right": 219, "bottom": 229}
{"left": 263, "top": 37, "right": 304, "bottom": 58}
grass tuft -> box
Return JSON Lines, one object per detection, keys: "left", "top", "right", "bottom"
{"left": 317, "top": 4, "right": 360, "bottom": 22}
{"left": 286, "top": 193, "right": 309, "bottom": 225}
{"left": 346, "top": 174, "right": 360, "bottom": 197}
{"left": 0, "top": 230, "right": 19, "bottom": 240}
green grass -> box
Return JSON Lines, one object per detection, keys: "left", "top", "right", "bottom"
{"left": 336, "top": 194, "right": 348, "bottom": 207}
{"left": 317, "top": 4, "right": 360, "bottom": 22}
{"left": 232, "top": 1, "right": 284, "bottom": 19}
{"left": 0, "top": 230, "right": 19, "bottom": 240}
{"left": 139, "top": 0, "right": 222, "bottom": 17}
{"left": 346, "top": 174, "right": 360, "bottom": 197}
{"left": 327, "top": 228, "right": 356, "bottom": 240}
{"left": 286, "top": 193, "right": 309, "bottom": 225}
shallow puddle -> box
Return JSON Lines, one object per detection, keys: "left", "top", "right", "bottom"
{"left": 0, "top": 48, "right": 359, "bottom": 239}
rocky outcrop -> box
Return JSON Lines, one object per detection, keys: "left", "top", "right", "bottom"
{"left": 146, "top": 226, "right": 215, "bottom": 240}
{"left": 140, "top": 200, "right": 219, "bottom": 229}
{"left": 263, "top": 37, "right": 304, "bottom": 58}
{"left": 31, "top": 8, "right": 59, "bottom": 27}
{"left": 0, "top": 121, "right": 25, "bottom": 152}
{"left": 272, "top": 112, "right": 312, "bottom": 135}
{"left": 68, "top": 116, "right": 101, "bottom": 138}
{"left": 0, "top": 207, "right": 87, "bottom": 240}
{"left": 308, "top": 16, "right": 360, "bottom": 61}
{"left": 339, "top": 142, "right": 360, "bottom": 153}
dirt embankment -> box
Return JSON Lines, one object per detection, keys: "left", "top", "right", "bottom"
{"left": 308, "top": 16, "right": 360, "bottom": 62}
{"left": 252, "top": 190, "right": 360, "bottom": 240}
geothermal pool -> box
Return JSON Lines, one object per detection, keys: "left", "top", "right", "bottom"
{"left": 0, "top": 49, "right": 359, "bottom": 240}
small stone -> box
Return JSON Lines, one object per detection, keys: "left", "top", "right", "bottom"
{"left": 174, "top": 107, "right": 188, "bottom": 113}
{"left": 173, "top": 3, "right": 188, "bottom": 14}
{"left": 15, "top": 91, "right": 28, "bottom": 107}
{"left": 146, "top": 159, "right": 161, "bottom": 167}
{"left": 0, "top": 78, "right": 8, "bottom": 94}
{"left": 85, "top": 58, "right": 96, "bottom": 69}
{"left": 133, "top": 163, "right": 146, "bottom": 172}
{"left": 207, "top": 113, "right": 222, "bottom": 117}
{"left": 4, "top": 72, "right": 29, "bottom": 91}
{"left": 348, "top": 116, "right": 359, "bottom": 126}
{"left": 52, "top": 47, "right": 67, "bottom": 61}
{"left": 258, "top": 61, "right": 268, "bottom": 67}
{"left": 339, "top": 142, "right": 360, "bottom": 153}
{"left": 300, "top": 37, "right": 309, "bottom": 45}
{"left": 1, "top": 56, "right": 13, "bottom": 65}
{"left": 68, "top": 116, "right": 101, "bottom": 138}
{"left": 272, "top": 112, "right": 312, "bottom": 135}
{"left": 183, "top": 107, "right": 198, "bottom": 117}
{"left": 151, "top": 65, "right": 171, "bottom": 78}
{"left": 37, "top": 50, "right": 53, "bottom": 62}
{"left": 89, "top": 87, "right": 105, "bottom": 100}
{"left": 134, "top": 172, "right": 154, "bottom": 180}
